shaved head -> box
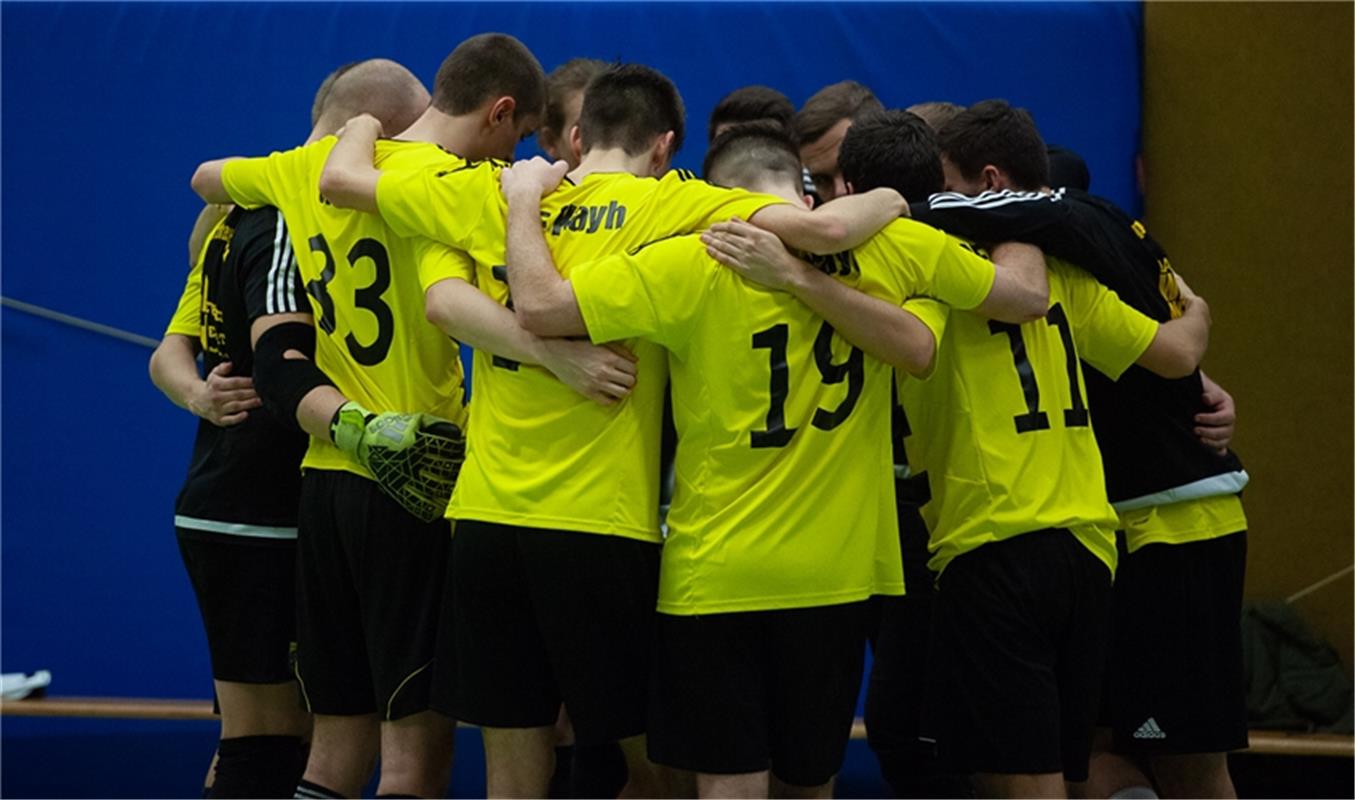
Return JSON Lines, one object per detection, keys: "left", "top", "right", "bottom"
{"left": 703, "top": 121, "right": 804, "bottom": 198}
{"left": 311, "top": 58, "right": 430, "bottom": 139}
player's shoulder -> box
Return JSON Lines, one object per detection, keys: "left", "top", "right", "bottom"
{"left": 652, "top": 167, "right": 726, "bottom": 195}
{"left": 662, "top": 167, "right": 702, "bottom": 184}
{"left": 1045, "top": 256, "right": 1109, "bottom": 309}
{"left": 885, "top": 216, "right": 946, "bottom": 242}
{"left": 376, "top": 139, "right": 502, "bottom": 173}
{"left": 231, "top": 204, "right": 280, "bottom": 233}
{"left": 630, "top": 230, "right": 708, "bottom": 261}
{"left": 866, "top": 219, "right": 988, "bottom": 267}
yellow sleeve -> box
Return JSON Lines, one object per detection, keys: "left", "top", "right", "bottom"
{"left": 414, "top": 237, "right": 478, "bottom": 293}
{"left": 1059, "top": 263, "right": 1160, "bottom": 380}
{"left": 164, "top": 258, "right": 203, "bottom": 338}
{"left": 375, "top": 163, "right": 496, "bottom": 247}
{"left": 221, "top": 152, "right": 291, "bottom": 209}
{"left": 855, "top": 223, "right": 994, "bottom": 311}
{"left": 655, "top": 170, "right": 787, "bottom": 230}
{"left": 571, "top": 236, "right": 710, "bottom": 356}
{"left": 930, "top": 234, "right": 997, "bottom": 311}
{"left": 900, "top": 298, "right": 949, "bottom": 382}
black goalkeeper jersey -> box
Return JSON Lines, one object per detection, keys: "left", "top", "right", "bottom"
{"left": 174, "top": 206, "right": 310, "bottom": 535}
{"left": 913, "top": 188, "right": 1246, "bottom": 506}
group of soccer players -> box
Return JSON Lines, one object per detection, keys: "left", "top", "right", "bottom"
{"left": 151, "top": 30, "right": 1250, "bottom": 800}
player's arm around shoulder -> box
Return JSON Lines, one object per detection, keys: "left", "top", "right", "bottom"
{"left": 702, "top": 218, "right": 936, "bottom": 375}
{"left": 1136, "top": 274, "right": 1211, "bottom": 378}
{"left": 748, "top": 187, "right": 907, "bottom": 255}
{"left": 193, "top": 141, "right": 306, "bottom": 208}
{"left": 976, "top": 241, "right": 1050, "bottom": 323}
{"left": 500, "top": 157, "right": 589, "bottom": 338}
{"left": 318, "top": 113, "right": 383, "bottom": 213}
{"left": 190, "top": 158, "right": 239, "bottom": 205}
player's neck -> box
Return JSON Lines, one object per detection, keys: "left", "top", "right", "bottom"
{"left": 571, "top": 148, "right": 656, "bottom": 183}
{"left": 395, "top": 107, "right": 479, "bottom": 159}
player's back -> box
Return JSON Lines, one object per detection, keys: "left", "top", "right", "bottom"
{"left": 176, "top": 208, "right": 309, "bottom": 530}
{"left": 571, "top": 234, "right": 902, "bottom": 615}
{"left": 374, "top": 164, "right": 783, "bottom": 541}
{"left": 920, "top": 188, "right": 1246, "bottom": 505}
{"left": 221, "top": 139, "right": 470, "bottom": 477}
{"left": 900, "top": 257, "right": 1161, "bottom": 577}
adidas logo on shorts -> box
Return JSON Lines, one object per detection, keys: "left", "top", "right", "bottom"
{"left": 1132, "top": 717, "right": 1167, "bottom": 740}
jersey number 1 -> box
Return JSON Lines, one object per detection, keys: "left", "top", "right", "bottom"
{"left": 988, "top": 303, "right": 1089, "bottom": 434}
{"left": 750, "top": 321, "right": 863, "bottom": 448}
{"left": 305, "top": 234, "right": 394, "bottom": 366}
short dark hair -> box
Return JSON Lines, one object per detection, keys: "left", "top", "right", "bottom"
{"left": 577, "top": 64, "right": 685, "bottom": 157}
{"left": 795, "top": 80, "right": 883, "bottom": 145}
{"left": 542, "top": 58, "right": 608, "bottom": 137}
{"left": 431, "top": 33, "right": 546, "bottom": 122}
{"left": 838, "top": 109, "right": 944, "bottom": 201}
{"left": 938, "top": 99, "right": 1049, "bottom": 191}
{"left": 708, "top": 86, "right": 796, "bottom": 143}
{"left": 1046, "top": 145, "right": 1091, "bottom": 191}
{"left": 702, "top": 121, "right": 803, "bottom": 194}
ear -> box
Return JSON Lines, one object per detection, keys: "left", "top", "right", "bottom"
{"left": 650, "top": 130, "right": 677, "bottom": 174}
{"left": 569, "top": 125, "right": 584, "bottom": 163}
{"left": 981, "top": 164, "right": 1003, "bottom": 191}
{"left": 802, "top": 194, "right": 816, "bottom": 210}
{"left": 489, "top": 96, "right": 516, "bottom": 127}
{"left": 844, "top": 179, "right": 856, "bottom": 196}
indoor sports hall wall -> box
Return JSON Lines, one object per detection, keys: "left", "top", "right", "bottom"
{"left": 1140, "top": 3, "right": 1355, "bottom": 671}
{"left": 1, "top": 2, "right": 1144, "bottom": 796}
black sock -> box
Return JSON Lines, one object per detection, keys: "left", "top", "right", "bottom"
{"left": 202, "top": 786, "right": 213, "bottom": 799}
{"left": 572, "top": 741, "right": 627, "bottom": 799}
{"left": 294, "top": 777, "right": 346, "bottom": 799}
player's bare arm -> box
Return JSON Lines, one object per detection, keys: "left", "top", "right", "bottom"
{"left": 977, "top": 241, "right": 1049, "bottom": 323}
{"left": 747, "top": 187, "right": 906, "bottom": 255}
{"left": 1136, "top": 275, "right": 1211, "bottom": 379}
{"left": 702, "top": 219, "right": 937, "bottom": 376}
{"left": 425, "top": 277, "right": 636, "bottom": 405}
{"left": 1196, "top": 371, "right": 1236, "bottom": 454}
{"left": 190, "top": 159, "right": 240, "bottom": 205}
{"left": 498, "top": 157, "right": 591, "bottom": 338}
{"left": 318, "top": 113, "right": 384, "bottom": 213}
{"left": 149, "top": 335, "right": 262, "bottom": 427}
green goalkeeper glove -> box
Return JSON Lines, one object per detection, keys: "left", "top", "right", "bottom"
{"left": 330, "top": 401, "right": 466, "bottom": 523}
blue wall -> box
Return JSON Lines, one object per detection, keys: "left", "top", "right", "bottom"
{"left": 2, "top": 1, "right": 1141, "bottom": 794}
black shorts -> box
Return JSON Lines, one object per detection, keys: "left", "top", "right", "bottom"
{"left": 177, "top": 528, "right": 297, "bottom": 684}
{"left": 648, "top": 602, "right": 871, "bottom": 787}
{"left": 927, "top": 529, "right": 1112, "bottom": 782}
{"left": 1104, "top": 530, "right": 1249, "bottom": 755}
{"left": 865, "top": 478, "right": 945, "bottom": 761}
{"left": 294, "top": 470, "right": 451, "bottom": 720}
{"left": 442, "top": 520, "right": 660, "bottom": 745}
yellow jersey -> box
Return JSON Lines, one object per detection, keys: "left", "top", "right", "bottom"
{"left": 220, "top": 138, "right": 472, "bottom": 478}
{"left": 165, "top": 231, "right": 211, "bottom": 338}
{"left": 374, "top": 164, "right": 783, "bottom": 541}
{"left": 1119, "top": 493, "right": 1247, "bottom": 552}
{"left": 810, "top": 218, "right": 997, "bottom": 313}
{"left": 901, "top": 258, "right": 1161, "bottom": 578}
{"left": 567, "top": 222, "right": 997, "bottom": 613}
